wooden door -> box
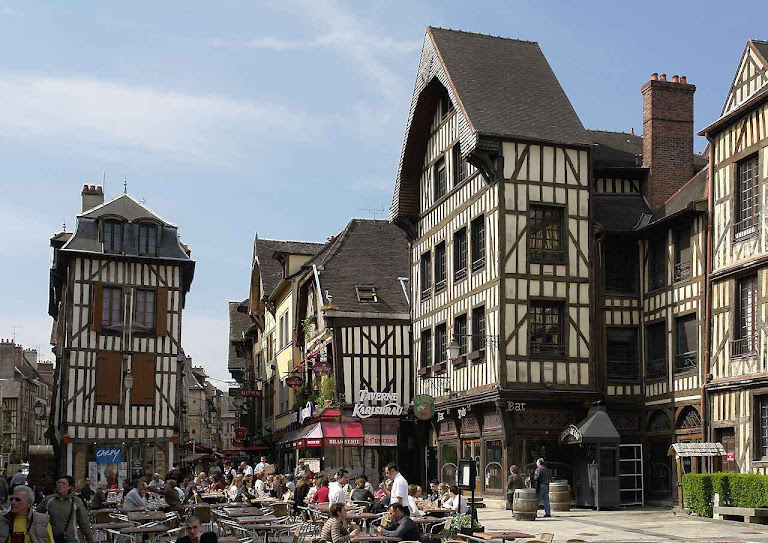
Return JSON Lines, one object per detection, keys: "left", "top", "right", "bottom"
{"left": 462, "top": 439, "right": 482, "bottom": 493}
{"left": 716, "top": 428, "right": 736, "bottom": 471}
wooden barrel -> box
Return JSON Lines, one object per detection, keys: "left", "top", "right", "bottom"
{"left": 512, "top": 488, "right": 537, "bottom": 521}
{"left": 550, "top": 480, "right": 571, "bottom": 512}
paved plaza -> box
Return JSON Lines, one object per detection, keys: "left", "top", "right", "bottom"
{"left": 478, "top": 506, "right": 768, "bottom": 542}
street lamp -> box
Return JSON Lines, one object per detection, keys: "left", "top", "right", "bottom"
{"left": 447, "top": 340, "right": 461, "bottom": 361}
{"left": 124, "top": 372, "right": 134, "bottom": 391}
{"left": 209, "top": 403, "right": 217, "bottom": 421}
{"left": 33, "top": 401, "right": 44, "bottom": 419}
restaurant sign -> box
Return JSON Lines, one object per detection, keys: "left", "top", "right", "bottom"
{"left": 559, "top": 425, "right": 583, "bottom": 445}
{"left": 95, "top": 447, "right": 122, "bottom": 464}
{"left": 351, "top": 389, "right": 403, "bottom": 418}
{"left": 286, "top": 375, "right": 304, "bottom": 388}
{"left": 413, "top": 394, "right": 435, "bottom": 421}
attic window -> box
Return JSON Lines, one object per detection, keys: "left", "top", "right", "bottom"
{"left": 355, "top": 285, "right": 378, "bottom": 303}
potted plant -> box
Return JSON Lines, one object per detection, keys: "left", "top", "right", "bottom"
{"left": 319, "top": 375, "right": 336, "bottom": 407}
{"left": 451, "top": 514, "right": 484, "bottom": 536}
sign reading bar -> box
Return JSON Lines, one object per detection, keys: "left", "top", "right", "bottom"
{"left": 96, "top": 447, "right": 122, "bottom": 464}
{"left": 507, "top": 401, "right": 527, "bottom": 412}
{"left": 352, "top": 389, "right": 403, "bottom": 418}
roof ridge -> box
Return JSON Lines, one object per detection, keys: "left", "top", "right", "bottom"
{"left": 587, "top": 129, "right": 639, "bottom": 136}
{"left": 427, "top": 26, "right": 537, "bottom": 46}
{"left": 258, "top": 238, "right": 325, "bottom": 245}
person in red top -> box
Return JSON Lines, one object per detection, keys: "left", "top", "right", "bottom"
{"left": 311, "top": 478, "right": 330, "bottom": 503}
{"left": 210, "top": 475, "right": 226, "bottom": 491}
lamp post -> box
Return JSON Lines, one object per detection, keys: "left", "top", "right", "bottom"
{"left": 124, "top": 372, "right": 134, "bottom": 392}
{"left": 33, "top": 401, "right": 44, "bottom": 419}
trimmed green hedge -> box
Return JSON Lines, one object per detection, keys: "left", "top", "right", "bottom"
{"left": 682, "top": 473, "right": 768, "bottom": 517}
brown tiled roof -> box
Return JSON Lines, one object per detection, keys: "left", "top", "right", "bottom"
{"left": 429, "top": 27, "right": 589, "bottom": 146}
{"left": 229, "top": 300, "right": 252, "bottom": 342}
{"left": 253, "top": 238, "right": 324, "bottom": 301}
{"left": 308, "top": 219, "right": 410, "bottom": 315}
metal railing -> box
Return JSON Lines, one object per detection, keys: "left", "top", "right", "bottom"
{"left": 607, "top": 358, "right": 639, "bottom": 379}
{"left": 674, "top": 351, "right": 697, "bottom": 373}
{"left": 454, "top": 268, "right": 467, "bottom": 282}
{"left": 529, "top": 248, "right": 565, "bottom": 263}
{"left": 674, "top": 261, "right": 692, "bottom": 283}
{"left": 650, "top": 272, "right": 667, "bottom": 291}
{"left": 731, "top": 337, "right": 757, "bottom": 357}
{"left": 734, "top": 217, "right": 759, "bottom": 239}
{"left": 471, "top": 257, "right": 485, "bottom": 272}
{"left": 530, "top": 343, "right": 566, "bottom": 356}
{"left": 646, "top": 357, "right": 667, "bottom": 378}
{"left": 434, "top": 279, "right": 447, "bottom": 293}
{"left": 421, "top": 287, "right": 431, "bottom": 300}
{"left": 605, "top": 272, "right": 637, "bottom": 294}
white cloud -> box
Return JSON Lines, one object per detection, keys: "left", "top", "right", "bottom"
{"left": 210, "top": 31, "right": 420, "bottom": 54}
{"left": 0, "top": 75, "right": 324, "bottom": 163}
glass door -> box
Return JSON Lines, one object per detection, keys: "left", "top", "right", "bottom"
{"left": 462, "top": 439, "right": 482, "bottom": 493}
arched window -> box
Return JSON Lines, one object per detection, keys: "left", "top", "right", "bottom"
{"left": 648, "top": 410, "right": 672, "bottom": 432}
{"left": 676, "top": 406, "right": 702, "bottom": 430}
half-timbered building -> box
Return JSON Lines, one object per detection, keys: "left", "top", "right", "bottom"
{"left": 391, "top": 27, "right": 595, "bottom": 498}
{"left": 285, "top": 219, "right": 412, "bottom": 479}
{"left": 701, "top": 40, "right": 768, "bottom": 473}
{"left": 48, "top": 185, "right": 195, "bottom": 484}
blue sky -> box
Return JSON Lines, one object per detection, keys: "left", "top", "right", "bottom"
{"left": 0, "top": 1, "right": 764, "bottom": 383}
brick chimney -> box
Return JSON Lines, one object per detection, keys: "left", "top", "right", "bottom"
{"left": 641, "top": 73, "right": 696, "bottom": 210}
{"left": 81, "top": 184, "right": 104, "bottom": 212}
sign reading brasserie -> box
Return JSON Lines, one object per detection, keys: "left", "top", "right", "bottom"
{"left": 352, "top": 390, "right": 403, "bottom": 418}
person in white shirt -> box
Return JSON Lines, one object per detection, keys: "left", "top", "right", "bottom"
{"left": 448, "top": 486, "right": 468, "bottom": 514}
{"left": 328, "top": 470, "right": 349, "bottom": 505}
{"left": 240, "top": 461, "right": 254, "bottom": 477}
{"left": 381, "top": 463, "right": 409, "bottom": 510}
{"left": 148, "top": 473, "right": 163, "bottom": 489}
{"left": 253, "top": 472, "right": 266, "bottom": 496}
{"left": 406, "top": 484, "right": 424, "bottom": 517}
{"left": 254, "top": 456, "right": 270, "bottom": 473}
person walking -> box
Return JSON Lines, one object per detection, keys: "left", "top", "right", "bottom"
{"left": 381, "top": 463, "right": 408, "bottom": 512}
{"left": 1, "top": 485, "right": 55, "bottom": 543}
{"left": 0, "top": 470, "right": 9, "bottom": 507}
{"left": 37, "top": 475, "right": 95, "bottom": 543}
{"left": 506, "top": 465, "right": 524, "bottom": 511}
{"left": 534, "top": 458, "right": 551, "bottom": 518}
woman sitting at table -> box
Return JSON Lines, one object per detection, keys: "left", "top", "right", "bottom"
{"left": 253, "top": 472, "right": 267, "bottom": 497}
{"left": 350, "top": 478, "right": 374, "bottom": 503}
{"left": 446, "top": 486, "right": 468, "bottom": 515}
{"left": 320, "top": 502, "right": 359, "bottom": 543}
{"left": 228, "top": 474, "right": 245, "bottom": 502}
{"left": 293, "top": 474, "right": 312, "bottom": 516}
{"left": 406, "top": 484, "right": 424, "bottom": 517}
{"left": 209, "top": 474, "right": 225, "bottom": 491}
{"left": 310, "top": 478, "right": 330, "bottom": 504}
{"left": 306, "top": 476, "right": 319, "bottom": 503}
{"left": 90, "top": 481, "right": 107, "bottom": 510}
{"left": 438, "top": 483, "right": 451, "bottom": 507}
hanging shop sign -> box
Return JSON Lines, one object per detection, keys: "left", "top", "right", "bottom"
{"left": 286, "top": 375, "right": 304, "bottom": 388}
{"left": 413, "top": 394, "right": 436, "bottom": 421}
{"left": 95, "top": 447, "right": 122, "bottom": 464}
{"left": 234, "top": 427, "right": 248, "bottom": 440}
{"left": 299, "top": 402, "right": 315, "bottom": 424}
{"left": 239, "top": 389, "right": 262, "bottom": 398}
{"left": 506, "top": 401, "right": 527, "bottom": 412}
{"left": 559, "top": 425, "right": 583, "bottom": 445}
{"left": 351, "top": 389, "right": 403, "bottom": 418}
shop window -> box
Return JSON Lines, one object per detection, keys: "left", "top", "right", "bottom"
{"left": 485, "top": 440, "right": 504, "bottom": 491}
{"left": 649, "top": 235, "right": 667, "bottom": 290}
{"left": 440, "top": 443, "right": 458, "bottom": 485}
{"left": 454, "top": 228, "right": 468, "bottom": 281}
{"left": 435, "top": 242, "right": 447, "bottom": 293}
{"left": 528, "top": 205, "right": 564, "bottom": 263}
{"left": 733, "top": 275, "right": 757, "bottom": 357}
{"left": 604, "top": 238, "right": 638, "bottom": 294}
{"left": 646, "top": 322, "right": 667, "bottom": 378}
{"left": 607, "top": 327, "right": 638, "bottom": 380}
{"left": 675, "top": 315, "right": 697, "bottom": 373}
{"left": 674, "top": 226, "right": 692, "bottom": 282}
{"left": 735, "top": 154, "right": 760, "bottom": 239}
{"left": 529, "top": 301, "right": 565, "bottom": 356}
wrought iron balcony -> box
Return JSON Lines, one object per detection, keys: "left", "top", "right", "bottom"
{"left": 734, "top": 217, "right": 759, "bottom": 240}
{"left": 650, "top": 272, "right": 667, "bottom": 291}
{"left": 674, "top": 351, "right": 697, "bottom": 373}
{"left": 435, "top": 279, "right": 447, "bottom": 293}
{"left": 530, "top": 342, "right": 566, "bottom": 356}
{"left": 646, "top": 356, "right": 667, "bottom": 378}
{"left": 731, "top": 337, "right": 757, "bottom": 358}
{"left": 529, "top": 248, "right": 565, "bottom": 263}
{"left": 454, "top": 268, "right": 467, "bottom": 282}
{"left": 605, "top": 272, "right": 638, "bottom": 294}
{"left": 674, "top": 261, "right": 692, "bottom": 283}
{"left": 471, "top": 257, "right": 485, "bottom": 272}
{"left": 607, "top": 358, "right": 639, "bottom": 379}
{"left": 421, "top": 287, "right": 431, "bottom": 300}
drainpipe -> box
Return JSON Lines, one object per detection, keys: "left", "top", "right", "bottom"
{"left": 702, "top": 136, "right": 715, "bottom": 443}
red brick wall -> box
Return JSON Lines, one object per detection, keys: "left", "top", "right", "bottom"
{"left": 641, "top": 77, "right": 696, "bottom": 211}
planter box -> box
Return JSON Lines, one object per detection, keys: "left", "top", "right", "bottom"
{"left": 418, "top": 367, "right": 431, "bottom": 377}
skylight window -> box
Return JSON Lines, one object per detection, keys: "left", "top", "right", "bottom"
{"left": 355, "top": 285, "right": 378, "bottom": 303}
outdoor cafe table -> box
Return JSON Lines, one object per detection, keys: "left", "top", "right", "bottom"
{"left": 92, "top": 522, "right": 133, "bottom": 530}
{"left": 460, "top": 531, "right": 535, "bottom": 543}
{"left": 351, "top": 536, "right": 400, "bottom": 542}
{"left": 248, "top": 523, "right": 293, "bottom": 543}
{"left": 120, "top": 525, "right": 168, "bottom": 542}
{"left": 126, "top": 511, "right": 168, "bottom": 522}
{"left": 217, "top": 538, "right": 240, "bottom": 543}
{"left": 421, "top": 507, "right": 450, "bottom": 517}
{"left": 224, "top": 508, "right": 266, "bottom": 517}
{"left": 200, "top": 492, "right": 227, "bottom": 503}
{"left": 236, "top": 516, "right": 278, "bottom": 524}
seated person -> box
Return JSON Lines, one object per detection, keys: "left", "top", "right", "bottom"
{"left": 438, "top": 483, "right": 451, "bottom": 507}
{"left": 320, "top": 502, "right": 359, "bottom": 543}
{"left": 310, "top": 478, "right": 330, "bottom": 504}
{"left": 406, "top": 484, "right": 424, "bottom": 517}
{"left": 175, "top": 516, "right": 202, "bottom": 543}
{"left": 376, "top": 503, "right": 422, "bottom": 542}
{"left": 447, "top": 486, "right": 468, "bottom": 514}
{"left": 148, "top": 479, "right": 185, "bottom": 512}
{"left": 350, "top": 478, "right": 374, "bottom": 503}
{"left": 427, "top": 480, "right": 440, "bottom": 503}
{"left": 122, "top": 481, "right": 148, "bottom": 511}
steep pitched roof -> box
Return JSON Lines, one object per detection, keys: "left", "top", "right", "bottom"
{"left": 253, "top": 238, "right": 324, "bottom": 301}
{"left": 228, "top": 299, "right": 250, "bottom": 371}
{"left": 593, "top": 194, "right": 650, "bottom": 232}
{"left": 80, "top": 194, "right": 174, "bottom": 226}
{"left": 391, "top": 27, "right": 588, "bottom": 223}
{"left": 308, "top": 219, "right": 410, "bottom": 315}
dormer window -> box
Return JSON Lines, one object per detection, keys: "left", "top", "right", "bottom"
{"left": 139, "top": 224, "right": 157, "bottom": 256}
{"left": 103, "top": 220, "right": 123, "bottom": 253}
{"left": 356, "top": 285, "right": 377, "bottom": 303}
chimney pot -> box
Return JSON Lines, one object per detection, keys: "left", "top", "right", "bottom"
{"left": 650, "top": 72, "right": 658, "bottom": 81}
{"left": 680, "top": 75, "right": 687, "bottom": 84}
{"left": 83, "top": 184, "right": 89, "bottom": 191}
{"left": 660, "top": 73, "right": 667, "bottom": 82}
{"left": 81, "top": 183, "right": 105, "bottom": 212}
{"left": 97, "top": 185, "right": 103, "bottom": 193}
{"left": 672, "top": 75, "right": 679, "bottom": 83}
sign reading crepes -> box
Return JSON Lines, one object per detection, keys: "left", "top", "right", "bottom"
{"left": 351, "top": 389, "right": 403, "bottom": 418}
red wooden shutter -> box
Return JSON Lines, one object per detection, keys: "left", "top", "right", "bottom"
{"left": 91, "top": 282, "right": 103, "bottom": 332}
{"left": 131, "top": 354, "right": 156, "bottom": 406}
{"left": 155, "top": 287, "right": 168, "bottom": 336}
{"left": 95, "top": 351, "right": 121, "bottom": 404}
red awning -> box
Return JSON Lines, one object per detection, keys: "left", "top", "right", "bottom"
{"left": 322, "top": 421, "right": 364, "bottom": 447}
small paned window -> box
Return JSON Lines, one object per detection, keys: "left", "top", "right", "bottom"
{"left": 649, "top": 235, "right": 667, "bottom": 290}
{"left": 103, "top": 220, "right": 123, "bottom": 253}
{"left": 646, "top": 322, "right": 667, "bottom": 378}
{"left": 607, "top": 327, "right": 638, "bottom": 379}
{"left": 454, "top": 228, "right": 468, "bottom": 281}
{"left": 420, "top": 251, "right": 432, "bottom": 299}
{"left": 440, "top": 95, "right": 454, "bottom": 121}
{"left": 139, "top": 224, "right": 157, "bottom": 256}
{"left": 529, "top": 301, "right": 565, "bottom": 356}
{"left": 452, "top": 144, "right": 467, "bottom": 186}
{"left": 674, "top": 226, "right": 692, "bottom": 282}
{"left": 434, "top": 158, "right": 447, "bottom": 201}
{"left": 604, "top": 238, "right": 638, "bottom": 294}
{"left": 133, "top": 289, "right": 155, "bottom": 331}
{"left": 735, "top": 154, "right": 760, "bottom": 239}
{"left": 758, "top": 396, "right": 768, "bottom": 459}
{"left": 101, "top": 287, "right": 123, "bottom": 328}
{"left": 435, "top": 242, "right": 447, "bottom": 293}
{"left": 733, "top": 275, "right": 758, "bottom": 357}
{"left": 471, "top": 305, "right": 486, "bottom": 354}
{"left": 421, "top": 329, "right": 433, "bottom": 368}
{"left": 528, "top": 206, "right": 564, "bottom": 263}
{"left": 675, "top": 314, "right": 697, "bottom": 373}
{"left": 355, "top": 285, "right": 378, "bottom": 303}
{"left": 435, "top": 323, "right": 447, "bottom": 365}
{"left": 454, "top": 314, "right": 468, "bottom": 357}
{"left": 471, "top": 216, "right": 485, "bottom": 272}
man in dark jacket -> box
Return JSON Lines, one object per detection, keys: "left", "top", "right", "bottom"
{"left": 377, "top": 504, "right": 421, "bottom": 542}
{"left": 533, "top": 458, "right": 551, "bottom": 517}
